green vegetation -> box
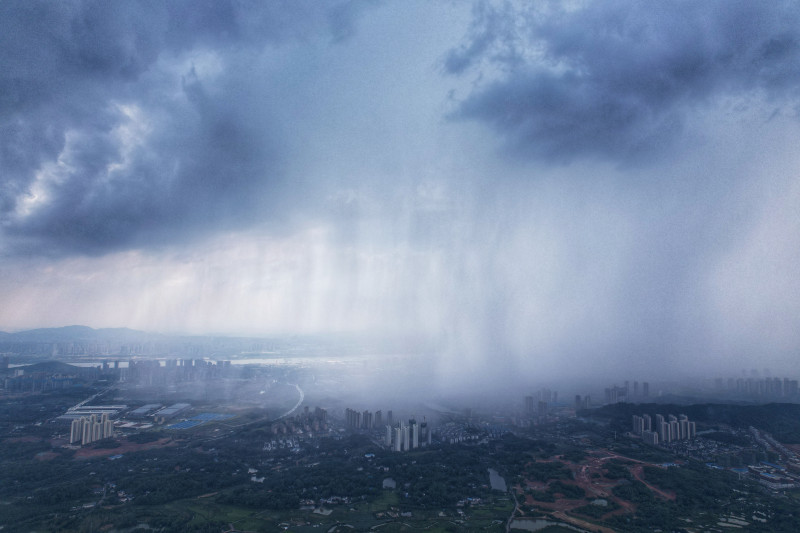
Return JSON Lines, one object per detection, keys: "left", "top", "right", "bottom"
{"left": 547, "top": 480, "right": 585, "bottom": 500}
{"left": 703, "top": 431, "right": 751, "bottom": 447}
{"left": 603, "top": 459, "right": 632, "bottom": 480}
{"left": 612, "top": 480, "right": 654, "bottom": 504}
{"left": 523, "top": 461, "right": 571, "bottom": 482}
{"left": 609, "top": 443, "right": 672, "bottom": 463}
{"left": 4, "top": 390, "right": 800, "bottom": 532}
{"left": 572, "top": 499, "right": 619, "bottom": 518}
{"left": 529, "top": 490, "right": 555, "bottom": 502}
{"left": 127, "top": 430, "right": 167, "bottom": 443}
{"left": 0, "top": 387, "right": 98, "bottom": 433}
{"left": 560, "top": 449, "right": 586, "bottom": 462}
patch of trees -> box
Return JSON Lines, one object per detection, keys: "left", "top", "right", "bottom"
{"left": 524, "top": 461, "right": 571, "bottom": 482}
{"left": 643, "top": 462, "right": 738, "bottom": 513}
{"left": 0, "top": 387, "right": 96, "bottom": 427}
{"left": 603, "top": 460, "right": 632, "bottom": 480}
{"left": 609, "top": 444, "right": 672, "bottom": 463}
{"left": 488, "top": 436, "right": 541, "bottom": 482}
{"left": 547, "top": 480, "right": 585, "bottom": 500}
{"left": 572, "top": 499, "right": 619, "bottom": 519}
{"left": 0, "top": 438, "right": 52, "bottom": 462}
{"left": 127, "top": 431, "right": 167, "bottom": 444}
{"left": 702, "top": 431, "right": 751, "bottom": 447}
{"left": 218, "top": 451, "right": 381, "bottom": 510}
{"left": 388, "top": 446, "right": 488, "bottom": 507}
{"left": 31, "top": 481, "right": 92, "bottom": 505}
{"left": 528, "top": 490, "right": 554, "bottom": 502}
{"left": 560, "top": 449, "right": 586, "bottom": 463}
{"left": 612, "top": 480, "right": 654, "bottom": 504}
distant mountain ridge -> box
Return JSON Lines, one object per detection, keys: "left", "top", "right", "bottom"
{"left": 20, "top": 360, "right": 98, "bottom": 375}
{"left": 0, "top": 325, "right": 156, "bottom": 343}
{"left": 0, "top": 325, "right": 423, "bottom": 359}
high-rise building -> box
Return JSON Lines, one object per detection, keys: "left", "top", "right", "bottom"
{"left": 385, "top": 425, "right": 392, "bottom": 447}
{"left": 537, "top": 401, "right": 548, "bottom": 417}
{"left": 669, "top": 420, "right": 679, "bottom": 441}
{"left": 393, "top": 426, "right": 402, "bottom": 452}
{"left": 659, "top": 421, "right": 670, "bottom": 443}
{"left": 524, "top": 396, "right": 535, "bottom": 415}
{"left": 642, "top": 430, "right": 659, "bottom": 445}
{"left": 604, "top": 385, "right": 628, "bottom": 404}
{"left": 643, "top": 382, "right": 649, "bottom": 397}
{"left": 632, "top": 415, "right": 644, "bottom": 435}
{"left": 74, "top": 413, "right": 114, "bottom": 446}
{"left": 70, "top": 418, "right": 83, "bottom": 444}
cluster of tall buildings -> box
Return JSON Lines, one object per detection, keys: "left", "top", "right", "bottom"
{"left": 605, "top": 380, "right": 649, "bottom": 404}
{"left": 714, "top": 376, "right": 799, "bottom": 398}
{"left": 574, "top": 394, "right": 591, "bottom": 410}
{"left": 344, "top": 408, "right": 390, "bottom": 429}
{"left": 632, "top": 413, "right": 695, "bottom": 446}
{"left": 122, "top": 359, "right": 231, "bottom": 385}
{"left": 271, "top": 406, "right": 328, "bottom": 436}
{"left": 2, "top": 371, "right": 82, "bottom": 392}
{"left": 524, "top": 388, "right": 558, "bottom": 418}
{"left": 70, "top": 413, "right": 114, "bottom": 446}
{"left": 385, "top": 417, "right": 432, "bottom": 452}
{"left": 1, "top": 361, "right": 100, "bottom": 393}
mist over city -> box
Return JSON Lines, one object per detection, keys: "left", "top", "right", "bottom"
{"left": 3, "top": 2, "right": 800, "bottom": 532}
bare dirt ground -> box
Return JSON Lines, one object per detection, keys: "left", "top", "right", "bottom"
{"left": 550, "top": 510, "right": 619, "bottom": 533}
{"left": 518, "top": 448, "right": 677, "bottom": 531}
{"left": 6, "top": 435, "right": 41, "bottom": 443}
{"left": 630, "top": 464, "right": 676, "bottom": 500}
{"left": 73, "top": 437, "right": 176, "bottom": 459}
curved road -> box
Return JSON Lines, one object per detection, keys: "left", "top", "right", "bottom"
{"left": 278, "top": 383, "right": 304, "bottom": 419}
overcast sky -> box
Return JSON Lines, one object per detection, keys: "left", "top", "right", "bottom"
{"left": 2, "top": 1, "right": 800, "bottom": 383}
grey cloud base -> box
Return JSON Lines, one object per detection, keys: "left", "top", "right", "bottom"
{"left": 0, "top": 0, "right": 365, "bottom": 255}
{"left": 447, "top": 1, "right": 800, "bottom": 163}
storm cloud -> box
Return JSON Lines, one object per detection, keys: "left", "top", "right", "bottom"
{"left": 447, "top": 1, "right": 800, "bottom": 163}
{"left": 2, "top": 1, "right": 800, "bottom": 385}
{"left": 0, "top": 0, "right": 369, "bottom": 254}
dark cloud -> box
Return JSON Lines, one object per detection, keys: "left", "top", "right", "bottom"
{"left": 447, "top": 1, "right": 800, "bottom": 163}
{"left": 327, "top": 0, "right": 383, "bottom": 43}
{"left": 0, "top": 0, "right": 366, "bottom": 256}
